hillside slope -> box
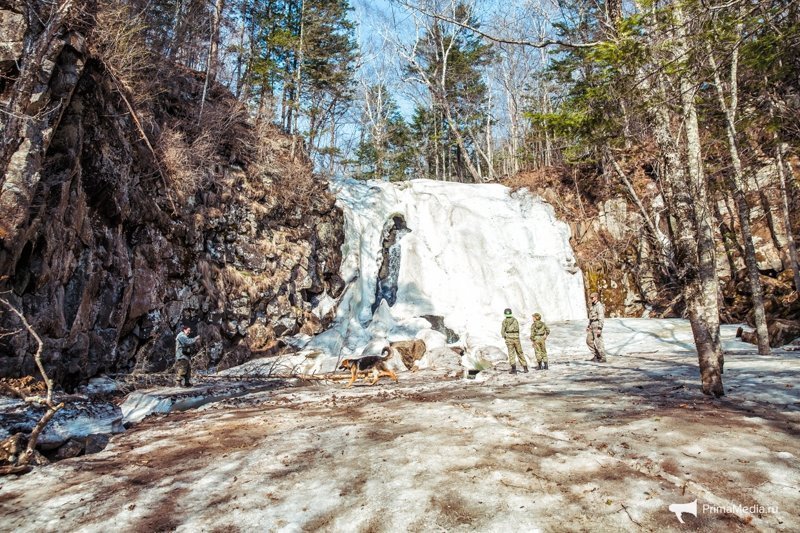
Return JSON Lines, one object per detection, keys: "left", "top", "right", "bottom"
{"left": 0, "top": 2, "right": 344, "bottom": 389}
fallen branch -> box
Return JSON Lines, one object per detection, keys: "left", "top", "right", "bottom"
{"left": 499, "top": 478, "right": 534, "bottom": 490}
{"left": 21, "top": 401, "right": 65, "bottom": 464}
{"left": 619, "top": 504, "right": 642, "bottom": 527}
{"left": 0, "top": 297, "right": 65, "bottom": 470}
{"left": 0, "top": 382, "right": 25, "bottom": 399}
{"left": 0, "top": 465, "right": 32, "bottom": 476}
{"left": 297, "top": 374, "right": 353, "bottom": 382}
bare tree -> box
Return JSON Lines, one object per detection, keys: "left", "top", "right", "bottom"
{"left": 706, "top": 30, "right": 770, "bottom": 355}
{"left": 393, "top": 0, "right": 488, "bottom": 183}
{"left": 200, "top": 0, "right": 227, "bottom": 120}
{"left": 637, "top": 2, "right": 725, "bottom": 396}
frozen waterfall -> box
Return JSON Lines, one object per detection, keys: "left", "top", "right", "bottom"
{"left": 305, "top": 178, "right": 586, "bottom": 369}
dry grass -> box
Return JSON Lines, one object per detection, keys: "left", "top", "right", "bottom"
{"left": 89, "top": 1, "right": 155, "bottom": 105}
{"left": 91, "top": 1, "right": 320, "bottom": 215}
{"left": 200, "top": 263, "right": 290, "bottom": 305}
{"left": 159, "top": 127, "right": 214, "bottom": 201}
{"left": 244, "top": 121, "right": 321, "bottom": 211}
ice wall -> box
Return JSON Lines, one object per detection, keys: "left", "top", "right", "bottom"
{"left": 307, "top": 178, "right": 586, "bottom": 365}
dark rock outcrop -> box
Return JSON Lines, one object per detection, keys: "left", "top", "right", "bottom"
{"left": 0, "top": 3, "right": 344, "bottom": 389}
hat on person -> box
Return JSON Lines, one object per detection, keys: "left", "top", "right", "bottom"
{"left": 504, "top": 308, "right": 512, "bottom": 316}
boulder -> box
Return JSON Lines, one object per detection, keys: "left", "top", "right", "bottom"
{"left": 53, "top": 439, "right": 84, "bottom": 460}
{"left": 84, "top": 433, "right": 111, "bottom": 454}
{"left": 387, "top": 339, "right": 428, "bottom": 370}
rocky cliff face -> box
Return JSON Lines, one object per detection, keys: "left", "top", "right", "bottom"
{"left": 0, "top": 2, "right": 344, "bottom": 390}
{"left": 505, "top": 163, "right": 799, "bottom": 323}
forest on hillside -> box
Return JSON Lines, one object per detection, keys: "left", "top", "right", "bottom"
{"left": 101, "top": 0, "right": 799, "bottom": 396}
{"left": 0, "top": 0, "right": 798, "bottom": 400}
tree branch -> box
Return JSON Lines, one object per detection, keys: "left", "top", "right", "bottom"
{"left": 0, "top": 296, "right": 68, "bottom": 469}
{"left": 395, "top": 0, "right": 603, "bottom": 49}
{"left": 0, "top": 297, "right": 52, "bottom": 404}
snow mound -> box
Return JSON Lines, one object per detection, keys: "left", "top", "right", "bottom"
{"left": 308, "top": 178, "right": 585, "bottom": 365}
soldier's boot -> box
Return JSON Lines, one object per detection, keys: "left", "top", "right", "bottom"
{"left": 510, "top": 365, "right": 517, "bottom": 374}
{"left": 522, "top": 365, "right": 529, "bottom": 373}
{"left": 536, "top": 362, "right": 543, "bottom": 370}
{"left": 543, "top": 362, "right": 548, "bottom": 370}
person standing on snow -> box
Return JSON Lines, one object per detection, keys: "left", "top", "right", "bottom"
{"left": 530, "top": 312, "right": 550, "bottom": 370}
{"left": 501, "top": 308, "right": 528, "bottom": 374}
{"left": 586, "top": 292, "right": 607, "bottom": 362}
{"left": 175, "top": 324, "right": 200, "bottom": 387}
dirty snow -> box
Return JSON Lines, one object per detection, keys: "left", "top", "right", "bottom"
{"left": 2, "top": 324, "right": 798, "bottom": 532}
{"left": 3, "top": 179, "right": 798, "bottom": 531}
{"left": 120, "top": 380, "right": 293, "bottom": 424}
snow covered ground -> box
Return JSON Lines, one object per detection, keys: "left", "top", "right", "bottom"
{"left": 1, "top": 324, "right": 798, "bottom": 532}
{"left": 4, "top": 180, "right": 796, "bottom": 531}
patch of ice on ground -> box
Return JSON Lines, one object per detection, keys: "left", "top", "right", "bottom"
{"left": 1, "top": 397, "right": 123, "bottom": 447}
{"left": 120, "top": 391, "right": 175, "bottom": 424}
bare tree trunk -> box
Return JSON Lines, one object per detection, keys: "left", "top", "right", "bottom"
{"left": 708, "top": 46, "right": 770, "bottom": 354}
{"left": 505, "top": 79, "right": 520, "bottom": 176}
{"left": 434, "top": 118, "right": 440, "bottom": 180}
{"left": 199, "top": 0, "right": 226, "bottom": 121}
{"left": 712, "top": 194, "right": 741, "bottom": 278}
{"left": 775, "top": 142, "right": 800, "bottom": 290}
{"left": 646, "top": 63, "right": 724, "bottom": 396}
{"left": 674, "top": 6, "right": 724, "bottom": 392}
{"left": 440, "top": 98, "right": 481, "bottom": 183}
{"left": 208, "top": 0, "right": 225, "bottom": 84}
{"left": 290, "top": 0, "right": 305, "bottom": 158}
{"left": 757, "top": 183, "right": 786, "bottom": 259}
{"left": 281, "top": 83, "right": 290, "bottom": 132}
{"left": 170, "top": 0, "right": 185, "bottom": 59}
{"left": 770, "top": 95, "right": 800, "bottom": 290}
{"left": 485, "top": 92, "right": 494, "bottom": 181}
{"left": 233, "top": 14, "right": 248, "bottom": 99}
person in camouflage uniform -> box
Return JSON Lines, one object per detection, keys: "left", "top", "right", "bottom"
{"left": 501, "top": 308, "right": 528, "bottom": 374}
{"left": 530, "top": 313, "right": 550, "bottom": 370}
{"left": 175, "top": 324, "right": 200, "bottom": 387}
{"left": 586, "top": 292, "right": 607, "bottom": 362}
